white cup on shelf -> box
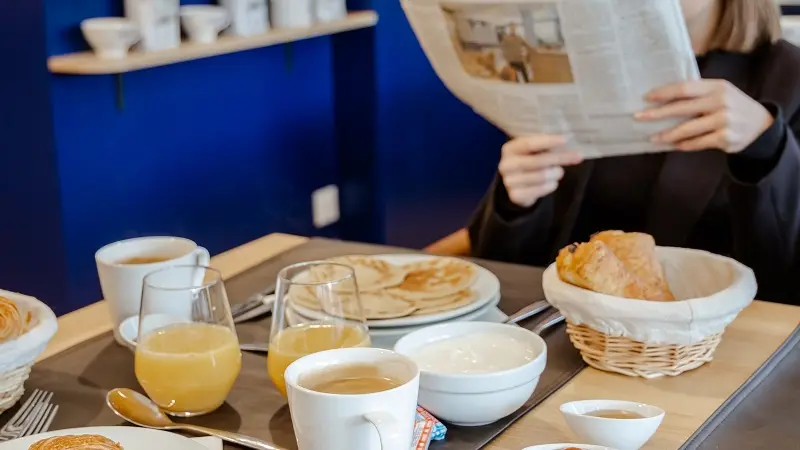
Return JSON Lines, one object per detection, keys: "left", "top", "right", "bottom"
{"left": 181, "top": 5, "right": 231, "bottom": 44}
{"left": 220, "top": 0, "right": 270, "bottom": 37}
{"left": 270, "top": 0, "right": 314, "bottom": 29}
{"left": 124, "top": 0, "right": 181, "bottom": 52}
{"left": 314, "top": 0, "right": 347, "bottom": 23}
{"left": 80, "top": 18, "right": 140, "bottom": 60}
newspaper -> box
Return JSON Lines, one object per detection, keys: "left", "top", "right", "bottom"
{"left": 401, "top": 0, "right": 701, "bottom": 159}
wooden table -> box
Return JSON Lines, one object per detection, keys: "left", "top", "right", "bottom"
{"left": 41, "top": 233, "right": 800, "bottom": 449}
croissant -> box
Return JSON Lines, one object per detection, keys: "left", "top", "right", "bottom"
{"left": 0, "top": 295, "right": 24, "bottom": 344}
{"left": 556, "top": 240, "right": 661, "bottom": 300}
{"left": 556, "top": 234, "right": 674, "bottom": 301}
{"left": 590, "top": 230, "right": 675, "bottom": 300}
{"left": 28, "top": 435, "right": 123, "bottom": 450}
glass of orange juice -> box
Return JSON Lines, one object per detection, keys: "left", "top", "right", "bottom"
{"left": 268, "top": 261, "right": 371, "bottom": 396}
{"left": 135, "top": 265, "right": 241, "bottom": 417}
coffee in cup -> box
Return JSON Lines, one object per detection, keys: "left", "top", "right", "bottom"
{"left": 285, "top": 348, "right": 419, "bottom": 450}
{"left": 95, "top": 236, "right": 210, "bottom": 346}
{"left": 299, "top": 363, "right": 404, "bottom": 395}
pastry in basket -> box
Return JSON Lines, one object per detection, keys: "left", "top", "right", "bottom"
{"left": 28, "top": 435, "right": 123, "bottom": 449}
{"left": 0, "top": 295, "right": 24, "bottom": 343}
{"left": 590, "top": 230, "right": 674, "bottom": 300}
{"left": 556, "top": 234, "right": 673, "bottom": 301}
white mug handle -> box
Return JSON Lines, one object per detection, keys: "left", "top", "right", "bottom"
{"left": 363, "top": 411, "right": 402, "bottom": 450}
{"left": 192, "top": 246, "right": 211, "bottom": 288}
{"left": 194, "top": 246, "right": 211, "bottom": 266}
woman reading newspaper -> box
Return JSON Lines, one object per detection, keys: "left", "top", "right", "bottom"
{"left": 428, "top": 0, "right": 800, "bottom": 305}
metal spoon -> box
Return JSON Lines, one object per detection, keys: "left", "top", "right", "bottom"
{"left": 106, "top": 388, "right": 287, "bottom": 450}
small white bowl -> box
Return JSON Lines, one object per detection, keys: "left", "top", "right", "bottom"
{"left": 560, "top": 400, "right": 665, "bottom": 450}
{"left": 393, "top": 321, "right": 547, "bottom": 426}
{"left": 81, "top": 18, "right": 140, "bottom": 60}
{"left": 118, "top": 314, "right": 192, "bottom": 352}
{"left": 523, "top": 445, "right": 617, "bottom": 450}
{"left": 180, "top": 6, "right": 230, "bottom": 44}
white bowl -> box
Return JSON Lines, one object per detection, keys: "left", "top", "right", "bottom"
{"left": 560, "top": 400, "right": 665, "bottom": 450}
{"left": 80, "top": 18, "right": 139, "bottom": 60}
{"left": 181, "top": 6, "right": 230, "bottom": 44}
{"left": 393, "top": 321, "right": 547, "bottom": 426}
{"left": 523, "top": 445, "right": 617, "bottom": 450}
{"left": 118, "top": 314, "right": 193, "bottom": 352}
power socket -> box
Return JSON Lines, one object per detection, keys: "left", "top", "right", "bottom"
{"left": 311, "top": 184, "right": 340, "bottom": 228}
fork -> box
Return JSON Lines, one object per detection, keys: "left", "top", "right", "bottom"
{"left": 18, "top": 403, "right": 59, "bottom": 438}
{"left": 0, "top": 389, "right": 54, "bottom": 441}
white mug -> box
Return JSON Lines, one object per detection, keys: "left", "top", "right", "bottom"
{"left": 95, "top": 236, "right": 210, "bottom": 345}
{"left": 285, "top": 348, "right": 420, "bottom": 450}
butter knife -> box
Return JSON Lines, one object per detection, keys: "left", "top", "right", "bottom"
{"left": 504, "top": 299, "right": 551, "bottom": 325}
{"left": 532, "top": 310, "right": 566, "bottom": 335}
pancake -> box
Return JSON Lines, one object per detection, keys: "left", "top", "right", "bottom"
{"left": 410, "top": 289, "right": 477, "bottom": 316}
{"left": 339, "top": 291, "right": 417, "bottom": 320}
{"left": 387, "top": 258, "right": 478, "bottom": 300}
{"left": 288, "top": 286, "right": 323, "bottom": 311}
{"left": 0, "top": 295, "right": 23, "bottom": 344}
{"left": 28, "top": 435, "right": 123, "bottom": 449}
{"left": 324, "top": 256, "right": 408, "bottom": 292}
{"left": 289, "top": 286, "right": 417, "bottom": 320}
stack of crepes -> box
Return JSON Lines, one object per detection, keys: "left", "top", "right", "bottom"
{"left": 0, "top": 295, "right": 26, "bottom": 344}
{"left": 291, "top": 255, "right": 479, "bottom": 320}
{"left": 29, "top": 435, "right": 123, "bottom": 449}
{"left": 556, "top": 230, "right": 675, "bottom": 301}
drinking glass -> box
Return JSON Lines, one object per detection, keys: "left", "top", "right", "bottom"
{"left": 134, "top": 265, "right": 242, "bottom": 417}
{"left": 268, "top": 261, "right": 371, "bottom": 397}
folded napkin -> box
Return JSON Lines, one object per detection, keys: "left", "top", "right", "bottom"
{"left": 413, "top": 406, "right": 447, "bottom": 450}
{"left": 190, "top": 437, "right": 223, "bottom": 450}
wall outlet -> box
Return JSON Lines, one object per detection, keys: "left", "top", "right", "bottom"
{"left": 312, "top": 184, "right": 340, "bottom": 228}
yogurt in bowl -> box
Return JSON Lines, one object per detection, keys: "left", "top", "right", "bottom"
{"left": 393, "top": 321, "right": 547, "bottom": 426}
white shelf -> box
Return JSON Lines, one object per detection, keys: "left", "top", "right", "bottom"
{"left": 48, "top": 11, "right": 378, "bottom": 75}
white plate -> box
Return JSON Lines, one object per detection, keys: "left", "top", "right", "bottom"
{"left": 289, "top": 254, "right": 501, "bottom": 328}
{"left": 0, "top": 426, "right": 208, "bottom": 450}
{"left": 522, "top": 445, "right": 617, "bottom": 450}
{"left": 286, "top": 296, "right": 505, "bottom": 349}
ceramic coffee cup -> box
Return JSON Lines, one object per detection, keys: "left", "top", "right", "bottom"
{"left": 284, "top": 348, "right": 420, "bottom": 450}
{"left": 95, "top": 236, "right": 210, "bottom": 346}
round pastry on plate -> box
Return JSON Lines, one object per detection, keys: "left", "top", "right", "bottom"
{"left": 28, "top": 434, "right": 123, "bottom": 449}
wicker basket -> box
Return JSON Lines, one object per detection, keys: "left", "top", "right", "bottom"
{"left": 0, "top": 290, "right": 57, "bottom": 413}
{"left": 566, "top": 322, "right": 723, "bottom": 378}
{"left": 0, "top": 364, "right": 33, "bottom": 412}
{"left": 543, "top": 247, "right": 757, "bottom": 379}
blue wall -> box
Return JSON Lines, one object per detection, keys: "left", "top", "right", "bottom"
{"left": 1, "top": 0, "right": 504, "bottom": 315}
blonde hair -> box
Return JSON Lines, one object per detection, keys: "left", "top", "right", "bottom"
{"left": 708, "top": 0, "right": 782, "bottom": 52}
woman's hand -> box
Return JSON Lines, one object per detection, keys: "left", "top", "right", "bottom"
{"left": 635, "top": 79, "right": 774, "bottom": 154}
{"left": 499, "top": 135, "right": 583, "bottom": 208}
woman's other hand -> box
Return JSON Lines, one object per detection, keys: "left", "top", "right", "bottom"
{"left": 636, "top": 79, "right": 775, "bottom": 154}
{"left": 499, "top": 135, "right": 584, "bottom": 208}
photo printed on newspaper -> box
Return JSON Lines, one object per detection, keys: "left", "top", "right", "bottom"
{"left": 401, "top": 0, "right": 701, "bottom": 159}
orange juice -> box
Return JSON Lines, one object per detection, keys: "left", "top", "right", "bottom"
{"left": 135, "top": 323, "right": 241, "bottom": 416}
{"left": 267, "top": 322, "right": 370, "bottom": 396}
